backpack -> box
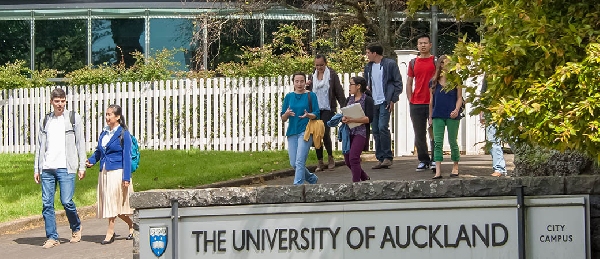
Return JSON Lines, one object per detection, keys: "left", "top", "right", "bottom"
{"left": 42, "top": 110, "right": 75, "bottom": 133}
{"left": 119, "top": 130, "right": 140, "bottom": 173}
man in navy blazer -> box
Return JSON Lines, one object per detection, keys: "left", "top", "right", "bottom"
{"left": 363, "top": 42, "right": 403, "bottom": 169}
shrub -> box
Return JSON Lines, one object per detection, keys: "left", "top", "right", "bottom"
{"left": 121, "top": 48, "right": 181, "bottom": 82}
{"left": 0, "top": 60, "right": 56, "bottom": 89}
{"left": 65, "top": 48, "right": 182, "bottom": 85}
{"left": 66, "top": 64, "right": 118, "bottom": 86}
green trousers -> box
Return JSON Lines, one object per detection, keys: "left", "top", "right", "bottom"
{"left": 432, "top": 118, "right": 461, "bottom": 162}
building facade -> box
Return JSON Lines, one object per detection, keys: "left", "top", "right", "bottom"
{"left": 0, "top": 1, "right": 477, "bottom": 75}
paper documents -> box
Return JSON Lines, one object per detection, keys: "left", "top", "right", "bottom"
{"left": 340, "top": 103, "right": 365, "bottom": 129}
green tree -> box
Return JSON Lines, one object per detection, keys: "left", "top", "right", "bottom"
{"left": 215, "top": 24, "right": 367, "bottom": 77}
{"left": 312, "top": 24, "right": 367, "bottom": 74}
{"left": 216, "top": 23, "right": 313, "bottom": 77}
{"left": 406, "top": 1, "right": 600, "bottom": 162}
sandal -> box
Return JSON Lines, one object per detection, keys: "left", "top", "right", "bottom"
{"left": 450, "top": 170, "right": 459, "bottom": 177}
{"left": 432, "top": 175, "right": 443, "bottom": 179}
{"left": 491, "top": 172, "right": 503, "bottom": 177}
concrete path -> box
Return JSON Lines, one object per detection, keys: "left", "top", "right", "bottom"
{"left": 0, "top": 214, "right": 134, "bottom": 259}
{"left": 0, "top": 154, "right": 513, "bottom": 259}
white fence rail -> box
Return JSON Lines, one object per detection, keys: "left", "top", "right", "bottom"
{"left": 0, "top": 74, "right": 485, "bottom": 156}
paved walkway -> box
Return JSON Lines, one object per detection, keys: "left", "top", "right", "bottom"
{"left": 0, "top": 154, "right": 513, "bottom": 259}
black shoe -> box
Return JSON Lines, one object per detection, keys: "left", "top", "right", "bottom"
{"left": 101, "top": 234, "right": 115, "bottom": 245}
{"left": 432, "top": 175, "right": 442, "bottom": 179}
{"left": 450, "top": 170, "right": 459, "bottom": 177}
{"left": 126, "top": 233, "right": 134, "bottom": 240}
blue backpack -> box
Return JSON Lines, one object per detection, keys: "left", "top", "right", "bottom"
{"left": 119, "top": 130, "right": 140, "bottom": 173}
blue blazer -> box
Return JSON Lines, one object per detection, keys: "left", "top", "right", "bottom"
{"left": 88, "top": 126, "right": 132, "bottom": 181}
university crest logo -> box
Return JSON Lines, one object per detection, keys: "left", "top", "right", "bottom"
{"left": 149, "top": 226, "right": 168, "bottom": 257}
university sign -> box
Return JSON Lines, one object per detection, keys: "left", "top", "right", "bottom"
{"left": 137, "top": 196, "right": 589, "bottom": 258}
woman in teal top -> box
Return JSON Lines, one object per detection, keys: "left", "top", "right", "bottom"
{"left": 281, "top": 72, "right": 320, "bottom": 185}
{"left": 429, "top": 55, "right": 463, "bottom": 179}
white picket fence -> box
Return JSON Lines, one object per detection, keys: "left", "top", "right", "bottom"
{"left": 0, "top": 73, "right": 486, "bottom": 156}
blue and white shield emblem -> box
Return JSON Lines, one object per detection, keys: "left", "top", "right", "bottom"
{"left": 149, "top": 226, "right": 168, "bottom": 257}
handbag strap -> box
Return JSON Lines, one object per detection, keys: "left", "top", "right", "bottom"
{"left": 307, "top": 92, "right": 312, "bottom": 113}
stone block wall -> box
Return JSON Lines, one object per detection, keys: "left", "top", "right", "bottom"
{"left": 130, "top": 176, "right": 600, "bottom": 258}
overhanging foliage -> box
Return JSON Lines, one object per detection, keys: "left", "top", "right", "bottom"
{"left": 407, "top": 0, "right": 600, "bottom": 161}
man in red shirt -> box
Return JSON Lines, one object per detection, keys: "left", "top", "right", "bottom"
{"left": 406, "top": 34, "right": 436, "bottom": 172}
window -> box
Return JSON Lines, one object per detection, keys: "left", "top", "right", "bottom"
{"left": 92, "top": 18, "right": 145, "bottom": 68}
{"left": 149, "top": 18, "right": 193, "bottom": 71}
{"left": 35, "top": 19, "right": 86, "bottom": 73}
{"left": 0, "top": 20, "right": 30, "bottom": 66}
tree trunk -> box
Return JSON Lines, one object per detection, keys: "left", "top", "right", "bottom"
{"left": 375, "top": 0, "right": 393, "bottom": 56}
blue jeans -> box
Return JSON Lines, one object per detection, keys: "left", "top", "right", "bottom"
{"left": 41, "top": 169, "right": 81, "bottom": 240}
{"left": 486, "top": 125, "right": 506, "bottom": 174}
{"left": 287, "top": 133, "right": 318, "bottom": 185}
{"left": 371, "top": 102, "right": 393, "bottom": 162}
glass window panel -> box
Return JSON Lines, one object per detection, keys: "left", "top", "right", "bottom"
{"left": 0, "top": 20, "right": 30, "bottom": 66}
{"left": 34, "top": 19, "right": 86, "bottom": 73}
{"left": 92, "top": 18, "right": 145, "bottom": 68}
{"left": 149, "top": 18, "right": 193, "bottom": 71}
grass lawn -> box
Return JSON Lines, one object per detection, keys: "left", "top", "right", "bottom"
{"left": 0, "top": 149, "right": 339, "bottom": 224}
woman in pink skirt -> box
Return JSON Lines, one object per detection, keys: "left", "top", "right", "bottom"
{"left": 86, "top": 104, "right": 134, "bottom": 244}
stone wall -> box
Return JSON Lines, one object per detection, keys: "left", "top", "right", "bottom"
{"left": 130, "top": 176, "right": 600, "bottom": 258}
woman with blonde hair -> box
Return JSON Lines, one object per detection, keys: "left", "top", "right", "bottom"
{"left": 429, "top": 55, "right": 463, "bottom": 179}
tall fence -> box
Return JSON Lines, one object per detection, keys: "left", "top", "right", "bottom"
{"left": 0, "top": 73, "right": 486, "bottom": 156}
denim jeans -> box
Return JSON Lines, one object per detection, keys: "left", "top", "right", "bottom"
{"left": 287, "top": 133, "right": 318, "bottom": 185}
{"left": 409, "top": 104, "right": 431, "bottom": 163}
{"left": 41, "top": 168, "right": 81, "bottom": 240}
{"left": 486, "top": 125, "right": 507, "bottom": 174}
{"left": 371, "top": 102, "right": 393, "bottom": 162}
